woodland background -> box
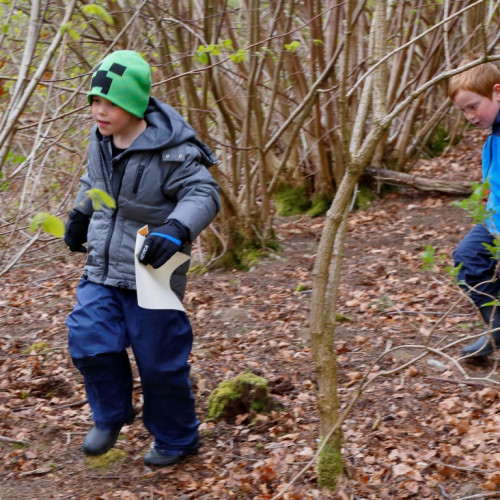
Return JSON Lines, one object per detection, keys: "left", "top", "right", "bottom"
{"left": 2, "top": 1, "right": 500, "bottom": 499}
{"left": 2, "top": 0, "right": 498, "bottom": 272}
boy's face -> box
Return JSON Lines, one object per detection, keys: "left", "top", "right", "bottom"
{"left": 91, "top": 96, "right": 138, "bottom": 137}
{"left": 453, "top": 85, "right": 500, "bottom": 129}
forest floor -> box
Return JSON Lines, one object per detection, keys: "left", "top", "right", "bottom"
{"left": 3, "top": 128, "right": 500, "bottom": 499}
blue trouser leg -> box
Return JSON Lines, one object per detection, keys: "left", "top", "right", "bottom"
{"left": 72, "top": 351, "right": 134, "bottom": 428}
{"left": 453, "top": 224, "right": 500, "bottom": 307}
{"left": 67, "top": 279, "right": 134, "bottom": 427}
{"left": 66, "top": 279, "right": 198, "bottom": 451}
{"left": 127, "top": 308, "right": 199, "bottom": 453}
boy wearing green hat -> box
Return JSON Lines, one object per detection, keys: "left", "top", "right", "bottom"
{"left": 64, "top": 50, "right": 220, "bottom": 466}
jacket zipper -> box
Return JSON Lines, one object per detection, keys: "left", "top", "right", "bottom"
{"left": 102, "top": 147, "right": 127, "bottom": 283}
{"left": 102, "top": 210, "right": 117, "bottom": 282}
{"left": 133, "top": 163, "right": 146, "bottom": 194}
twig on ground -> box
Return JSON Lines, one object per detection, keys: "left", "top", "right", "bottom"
{"left": 425, "top": 375, "right": 497, "bottom": 387}
{"left": 0, "top": 435, "right": 25, "bottom": 444}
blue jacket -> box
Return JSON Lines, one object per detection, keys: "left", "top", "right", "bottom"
{"left": 483, "top": 112, "right": 500, "bottom": 235}
{"left": 73, "top": 97, "right": 220, "bottom": 295}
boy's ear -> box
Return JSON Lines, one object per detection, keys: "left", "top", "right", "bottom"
{"left": 493, "top": 84, "right": 500, "bottom": 100}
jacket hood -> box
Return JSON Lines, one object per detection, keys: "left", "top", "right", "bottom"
{"left": 140, "top": 97, "right": 196, "bottom": 149}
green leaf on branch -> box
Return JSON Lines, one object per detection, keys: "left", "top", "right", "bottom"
{"left": 421, "top": 244, "right": 446, "bottom": 271}
{"left": 30, "top": 213, "right": 65, "bottom": 237}
{"left": 85, "top": 188, "right": 116, "bottom": 211}
{"left": 451, "top": 181, "right": 494, "bottom": 225}
{"left": 482, "top": 237, "right": 500, "bottom": 260}
{"left": 230, "top": 49, "right": 247, "bottom": 64}
{"left": 195, "top": 52, "right": 209, "bottom": 64}
{"left": 284, "top": 41, "right": 301, "bottom": 52}
{"left": 60, "top": 22, "right": 80, "bottom": 41}
{"left": 81, "top": 4, "right": 114, "bottom": 25}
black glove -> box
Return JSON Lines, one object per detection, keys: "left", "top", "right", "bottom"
{"left": 138, "top": 219, "right": 189, "bottom": 269}
{"left": 64, "top": 209, "right": 90, "bottom": 253}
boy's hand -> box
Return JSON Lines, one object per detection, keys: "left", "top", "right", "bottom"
{"left": 64, "top": 209, "right": 90, "bottom": 253}
{"left": 139, "top": 220, "right": 189, "bottom": 269}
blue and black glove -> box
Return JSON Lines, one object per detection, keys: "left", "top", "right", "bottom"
{"left": 138, "top": 219, "right": 190, "bottom": 269}
{"left": 64, "top": 209, "right": 90, "bottom": 253}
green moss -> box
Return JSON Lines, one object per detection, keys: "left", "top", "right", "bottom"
{"left": 188, "top": 263, "right": 208, "bottom": 275}
{"left": 353, "top": 183, "right": 377, "bottom": 209}
{"left": 207, "top": 372, "right": 271, "bottom": 422}
{"left": 215, "top": 233, "right": 267, "bottom": 271}
{"left": 317, "top": 438, "right": 343, "bottom": 489}
{"left": 274, "top": 184, "right": 311, "bottom": 216}
{"left": 308, "top": 192, "right": 331, "bottom": 217}
{"left": 265, "top": 239, "right": 281, "bottom": 252}
{"left": 10, "top": 442, "right": 26, "bottom": 450}
{"left": 335, "top": 312, "right": 353, "bottom": 323}
{"left": 237, "top": 246, "right": 264, "bottom": 270}
{"left": 22, "top": 342, "right": 50, "bottom": 355}
{"left": 426, "top": 125, "right": 449, "bottom": 157}
{"left": 213, "top": 220, "right": 281, "bottom": 271}
{"left": 85, "top": 448, "right": 126, "bottom": 469}
{"left": 295, "top": 283, "right": 308, "bottom": 292}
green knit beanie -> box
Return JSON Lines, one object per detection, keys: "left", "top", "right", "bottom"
{"left": 87, "top": 50, "right": 151, "bottom": 118}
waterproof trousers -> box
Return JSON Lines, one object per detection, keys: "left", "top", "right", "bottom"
{"left": 453, "top": 224, "right": 500, "bottom": 308}
{"left": 66, "top": 278, "right": 199, "bottom": 454}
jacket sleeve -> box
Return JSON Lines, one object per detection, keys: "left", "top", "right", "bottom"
{"left": 73, "top": 171, "right": 95, "bottom": 217}
{"left": 161, "top": 147, "right": 220, "bottom": 241}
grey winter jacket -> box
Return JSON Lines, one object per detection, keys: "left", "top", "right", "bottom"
{"left": 73, "top": 97, "right": 220, "bottom": 298}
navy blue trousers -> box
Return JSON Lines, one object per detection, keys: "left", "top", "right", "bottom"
{"left": 66, "top": 278, "right": 199, "bottom": 454}
{"left": 453, "top": 224, "right": 500, "bottom": 308}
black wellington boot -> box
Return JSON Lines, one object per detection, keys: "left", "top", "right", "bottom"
{"left": 461, "top": 305, "right": 500, "bottom": 358}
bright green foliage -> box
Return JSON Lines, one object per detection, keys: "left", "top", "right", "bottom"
{"left": 30, "top": 189, "right": 115, "bottom": 238}
{"left": 30, "top": 213, "right": 65, "bottom": 237}
{"left": 420, "top": 244, "right": 460, "bottom": 280}
{"left": 6, "top": 152, "right": 26, "bottom": 165}
{"left": 452, "top": 182, "right": 493, "bottom": 226}
{"left": 284, "top": 40, "right": 300, "bottom": 52}
{"left": 422, "top": 183, "right": 500, "bottom": 279}
{"left": 482, "top": 237, "right": 500, "bottom": 261}
{"left": 85, "top": 188, "right": 116, "bottom": 210}
{"left": 195, "top": 40, "right": 247, "bottom": 64}
{"left": 230, "top": 49, "right": 247, "bottom": 64}
{"left": 81, "top": 4, "right": 114, "bottom": 25}
{"left": 60, "top": 22, "right": 80, "bottom": 41}
{"left": 421, "top": 244, "right": 446, "bottom": 271}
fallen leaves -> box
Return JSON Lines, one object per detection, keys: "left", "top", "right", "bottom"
{"left": 2, "top": 129, "right": 500, "bottom": 499}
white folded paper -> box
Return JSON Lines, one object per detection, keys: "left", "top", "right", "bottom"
{"left": 134, "top": 225, "right": 190, "bottom": 310}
